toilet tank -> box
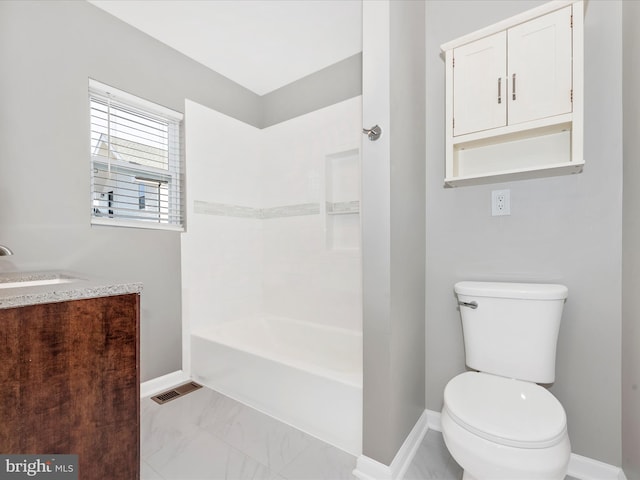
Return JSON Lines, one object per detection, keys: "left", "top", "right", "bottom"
{"left": 454, "top": 281, "right": 568, "bottom": 384}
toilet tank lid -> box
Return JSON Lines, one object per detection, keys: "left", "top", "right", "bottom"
{"left": 454, "top": 281, "right": 568, "bottom": 300}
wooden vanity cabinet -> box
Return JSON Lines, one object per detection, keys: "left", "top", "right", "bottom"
{"left": 0, "top": 294, "right": 140, "bottom": 479}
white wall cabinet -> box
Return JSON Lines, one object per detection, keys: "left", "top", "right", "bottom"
{"left": 507, "top": 6, "right": 573, "bottom": 126}
{"left": 453, "top": 31, "right": 507, "bottom": 136}
{"left": 442, "top": 1, "right": 584, "bottom": 187}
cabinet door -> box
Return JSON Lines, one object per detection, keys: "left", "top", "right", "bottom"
{"left": 507, "top": 6, "right": 573, "bottom": 125}
{"left": 453, "top": 31, "right": 507, "bottom": 136}
{"left": 0, "top": 295, "right": 140, "bottom": 480}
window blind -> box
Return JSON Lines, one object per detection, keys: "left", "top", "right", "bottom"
{"left": 89, "top": 79, "right": 184, "bottom": 231}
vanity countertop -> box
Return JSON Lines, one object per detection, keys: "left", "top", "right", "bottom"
{"left": 0, "top": 271, "right": 142, "bottom": 309}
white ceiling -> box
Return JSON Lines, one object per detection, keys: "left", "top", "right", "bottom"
{"left": 88, "top": 0, "right": 362, "bottom": 96}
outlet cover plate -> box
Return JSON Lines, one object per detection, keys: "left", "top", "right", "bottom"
{"left": 491, "top": 189, "right": 511, "bottom": 216}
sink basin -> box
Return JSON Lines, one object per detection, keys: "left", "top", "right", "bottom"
{"left": 0, "top": 276, "right": 78, "bottom": 289}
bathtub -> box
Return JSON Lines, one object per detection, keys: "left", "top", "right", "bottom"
{"left": 190, "top": 316, "right": 363, "bottom": 455}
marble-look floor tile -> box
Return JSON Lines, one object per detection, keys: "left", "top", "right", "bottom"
{"left": 144, "top": 385, "right": 540, "bottom": 480}
{"left": 141, "top": 460, "right": 165, "bottom": 480}
{"left": 203, "top": 401, "right": 315, "bottom": 474}
{"left": 146, "top": 426, "right": 272, "bottom": 480}
{"left": 404, "top": 430, "right": 462, "bottom": 480}
{"left": 278, "top": 436, "right": 357, "bottom": 480}
{"left": 141, "top": 388, "right": 224, "bottom": 460}
{"left": 195, "top": 390, "right": 251, "bottom": 433}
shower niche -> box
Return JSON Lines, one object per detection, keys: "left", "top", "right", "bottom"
{"left": 325, "top": 148, "right": 361, "bottom": 250}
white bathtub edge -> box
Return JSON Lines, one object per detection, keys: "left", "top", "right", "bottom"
{"left": 191, "top": 333, "right": 362, "bottom": 455}
{"left": 353, "top": 410, "right": 429, "bottom": 480}
{"left": 192, "top": 317, "right": 362, "bottom": 389}
{"left": 140, "top": 370, "right": 191, "bottom": 398}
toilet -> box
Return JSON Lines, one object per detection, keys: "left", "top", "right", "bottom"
{"left": 441, "top": 281, "right": 571, "bottom": 480}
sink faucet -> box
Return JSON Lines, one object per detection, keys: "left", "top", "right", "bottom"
{"left": 0, "top": 245, "right": 13, "bottom": 256}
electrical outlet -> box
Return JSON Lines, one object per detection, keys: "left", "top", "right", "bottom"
{"left": 491, "top": 189, "right": 511, "bottom": 216}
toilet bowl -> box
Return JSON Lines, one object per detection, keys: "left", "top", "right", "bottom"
{"left": 442, "top": 372, "right": 570, "bottom": 480}
{"left": 441, "top": 281, "right": 571, "bottom": 480}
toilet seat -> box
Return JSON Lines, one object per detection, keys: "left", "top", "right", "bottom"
{"left": 444, "top": 372, "right": 567, "bottom": 449}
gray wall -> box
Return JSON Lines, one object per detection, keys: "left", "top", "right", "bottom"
{"left": 0, "top": 0, "right": 261, "bottom": 382}
{"left": 0, "top": 0, "right": 257, "bottom": 383}
{"left": 622, "top": 1, "right": 640, "bottom": 477}
{"left": 261, "top": 53, "right": 362, "bottom": 128}
{"left": 425, "top": 0, "right": 623, "bottom": 466}
{"left": 362, "top": 0, "right": 426, "bottom": 465}
{"left": 0, "top": 1, "right": 362, "bottom": 383}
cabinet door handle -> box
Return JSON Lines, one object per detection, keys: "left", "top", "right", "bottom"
{"left": 512, "top": 73, "right": 516, "bottom": 100}
{"left": 497, "top": 78, "right": 502, "bottom": 104}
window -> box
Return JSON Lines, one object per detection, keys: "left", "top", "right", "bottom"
{"left": 89, "top": 79, "right": 184, "bottom": 230}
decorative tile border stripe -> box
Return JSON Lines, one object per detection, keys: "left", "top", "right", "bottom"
{"left": 194, "top": 201, "right": 259, "bottom": 218}
{"left": 194, "top": 200, "right": 320, "bottom": 219}
{"left": 262, "top": 203, "right": 320, "bottom": 218}
{"left": 326, "top": 200, "right": 360, "bottom": 215}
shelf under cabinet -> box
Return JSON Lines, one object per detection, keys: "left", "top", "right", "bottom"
{"left": 446, "top": 160, "right": 584, "bottom": 187}
{"left": 445, "top": 116, "right": 583, "bottom": 187}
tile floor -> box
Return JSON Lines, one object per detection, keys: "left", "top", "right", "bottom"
{"left": 141, "top": 385, "right": 359, "bottom": 480}
{"left": 141, "top": 385, "right": 461, "bottom": 480}
{"left": 141, "top": 385, "right": 576, "bottom": 480}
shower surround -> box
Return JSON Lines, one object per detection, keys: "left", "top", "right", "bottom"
{"left": 182, "top": 97, "right": 363, "bottom": 454}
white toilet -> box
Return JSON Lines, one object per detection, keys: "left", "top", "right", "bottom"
{"left": 441, "top": 281, "right": 571, "bottom": 480}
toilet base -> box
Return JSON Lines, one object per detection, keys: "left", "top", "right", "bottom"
{"left": 442, "top": 406, "right": 570, "bottom": 480}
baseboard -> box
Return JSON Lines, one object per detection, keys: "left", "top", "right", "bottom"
{"left": 140, "top": 370, "right": 190, "bottom": 398}
{"left": 353, "top": 410, "right": 429, "bottom": 480}
{"left": 425, "top": 409, "right": 627, "bottom": 480}
{"left": 567, "top": 453, "right": 628, "bottom": 480}
{"left": 426, "top": 409, "right": 441, "bottom": 431}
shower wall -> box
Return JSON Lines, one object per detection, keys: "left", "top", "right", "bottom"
{"left": 182, "top": 96, "right": 362, "bottom": 343}
{"left": 182, "top": 101, "right": 263, "bottom": 340}
{"left": 261, "top": 99, "right": 362, "bottom": 330}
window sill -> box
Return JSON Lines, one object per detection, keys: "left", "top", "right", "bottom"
{"left": 91, "top": 217, "right": 184, "bottom": 232}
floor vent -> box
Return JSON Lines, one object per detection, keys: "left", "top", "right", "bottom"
{"left": 151, "top": 381, "right": 203, "bottom": 405}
